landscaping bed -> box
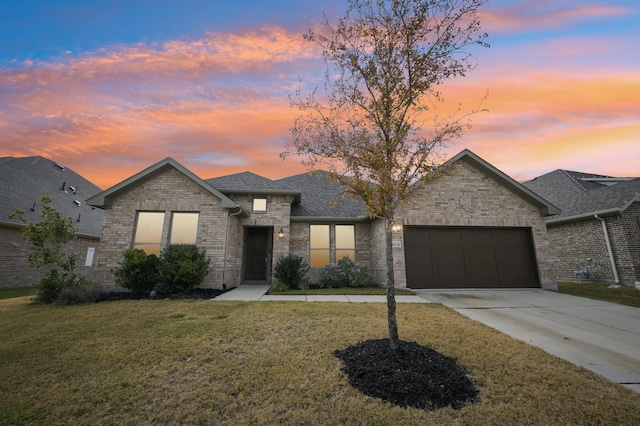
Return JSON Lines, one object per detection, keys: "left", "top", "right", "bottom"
{"left": 97, "top": 288, "right": 224, "bottom": 302}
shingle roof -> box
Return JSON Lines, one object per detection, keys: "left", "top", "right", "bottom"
{"left": 276, "top": 170, "right": 367, "bottom": 219}
{"left": 523, "top": 169, "right": 640, "bottom": 223}
{"left": 205, "top": 172, "right": 299, "bottom": 195}
{"left": 0, "top": 156, "right": 104, "bottom": 237}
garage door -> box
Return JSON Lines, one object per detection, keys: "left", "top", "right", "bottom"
{"left": 404, "top": 227, "right": 539, "bottom": 289}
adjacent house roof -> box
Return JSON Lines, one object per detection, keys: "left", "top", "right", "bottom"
{"left": 277, "top": 170, "right": 368, "bottom": 221}
{"left": 0, "top": 156, "right": 104, "bottom": 237}
{"left": 523, "top": 169, "right": 640, "bottom": 224}
{"left": 86, "top": 157, "right": 240, "bottom": 210}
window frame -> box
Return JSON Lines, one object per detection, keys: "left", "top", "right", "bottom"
{"left": 132, "top": 211, "right": 165, "bottom": 256}
{"left": 309, "top": 224, "right": 331, "bottom": 267}
{"left": 252, "top": 197, "right": 267, "bottom": 212}
{"left": 309, "top": 224, "right": 356, "bottom": 267}
{"left": 169, "top": 212, "right": 200, "bottom": 246}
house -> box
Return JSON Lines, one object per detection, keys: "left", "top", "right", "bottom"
{"left": 86, "top": 149, "right": 559, "bottom": 290}
{"left": 524, "top": 170, "right": 640, "bottom": 286}
{"left": 0, "top": 156, "right": 105, "bottom": 288}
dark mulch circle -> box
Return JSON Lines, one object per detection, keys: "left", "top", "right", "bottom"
{"left": 97, "top": 288, "right": 224, "bottom": 302}
{"left": 334, "top": 339, "right": 478, "bottom": 411}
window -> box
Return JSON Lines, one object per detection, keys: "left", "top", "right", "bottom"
{"left": 133, "top": 212, "right": 165, "bottom": 256}
{"left": 252, "top": 197, "right": 267, "bottom": 212}
{"left": 170, "top": 212, "right": 199, "bottom": 245}
{"left": 310, "top": 225, "right": 330, "bottom": 267}
{"left": 309, "top": 224, "right": 356, "bottom": 267}
{"left": 335, "top": 225, "right": 355, "bottom": 261}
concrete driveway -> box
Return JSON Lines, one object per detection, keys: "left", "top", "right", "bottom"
{"left": 415, "top": 289, "right": 640, "bottom": 393}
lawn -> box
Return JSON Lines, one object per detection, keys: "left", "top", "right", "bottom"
{"left": 1, "top": 298, "right": 639, "bottom": 424}
{"left": 557, "top": 281, "right": 640, "bottom": 308}
{"left": 0, "top": 287, "right": 37, "bottom": 300}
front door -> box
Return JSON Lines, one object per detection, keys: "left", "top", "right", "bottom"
{"left": 243, "top": 227, "right": 272, "bottom": 282}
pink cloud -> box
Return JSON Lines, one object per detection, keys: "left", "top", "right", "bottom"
{"left": 482, "top": 1, "right": 631, "bottom": 34}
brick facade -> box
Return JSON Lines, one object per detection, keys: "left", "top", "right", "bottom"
{"left": 94, "top": 168, "right": 230, "bottom": 289}
{"left": 548, "top": 202, "right": 640, "bottom": 285}
{"left": 0, "top": 225, "right": 99, "bottom": 288}
{"left": 393, "top": 159, "right": 556, "bottom": 288}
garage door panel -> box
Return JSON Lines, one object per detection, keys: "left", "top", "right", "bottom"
{"left": 404, "top": 226, "right": 539, "bottom": 289}
{"left": 405, "top": 247, "right": 434, "bottom": 288}
{"left": 433, "top": 246, "right": 466, "bottom": 288}
{"left": 465, "top": 247, "right": 499, "bottom": 287}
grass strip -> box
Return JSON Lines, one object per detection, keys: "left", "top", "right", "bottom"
{"left": 557, "top": 281, "right": 640, "bottom": 308}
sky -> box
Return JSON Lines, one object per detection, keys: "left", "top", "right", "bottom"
{"left": 0, "top": 0, "right": 638, "bottom": 189}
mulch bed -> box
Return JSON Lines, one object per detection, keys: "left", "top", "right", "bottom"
{"left": 334, "top": 339, "right": 478, "bottom": 411}
{"left": 97, "top": 288, "right": 224, "bottom": 302}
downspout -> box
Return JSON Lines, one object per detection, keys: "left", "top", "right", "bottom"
{"left": 595, "top": 214, "right": 619, "bottom": 284}
{"left": 223, "top": 206, "right": 244, "bottom": 289}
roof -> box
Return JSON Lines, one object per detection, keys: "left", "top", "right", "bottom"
{"left": 0, "top": 156, "right": 104, "bottom": 237}
{"left": 205, "top": 171, "right": 300, "bottom": 201}
{"left": 86, "top": 157, "right": 239, "bottom": 210}
{"left": 277, "top": 170, "right": 368, "bottom": 220}
{"left": 523, "top": 169, "right": 640, "bottom": 224}
{"left": 439, "top": 150, "right": 561, "bottom": 216}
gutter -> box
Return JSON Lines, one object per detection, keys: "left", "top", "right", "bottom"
{"left": 222, "top": 206, "right": 245, "bottom": 288}
{"left": 595, "top": 214, "right": 619, "bottom": 284}
{"left": 546, "top": 208, "right": 620, "bottom": 225}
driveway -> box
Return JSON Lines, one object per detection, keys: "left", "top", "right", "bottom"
{"left": 414, "top": 289, "right": 640, "bottom": 393}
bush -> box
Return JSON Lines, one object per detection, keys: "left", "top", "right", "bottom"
{"left": 274, "top": 254, "right": 309, "bottom": 290}
{"left": 158, "top": 245, "right": 210, "bottom": 293}
{"left": 318, "top": 263, "right": 345, "bottom": 288}
{"left": 319, "top": 256, "right": 373, "bottom": 288}
{"left": 56, "top": 285, "right": 102, "bottom": 305}
{"left": 36, "top": 269, "right": 86, "bottom": 304}
{"left": 113, "top": 249, "right": 160, "bottom": 294}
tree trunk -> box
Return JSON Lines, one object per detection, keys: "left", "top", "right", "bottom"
{"left": 385, "top": 218, "right": 400, "bottom": 350}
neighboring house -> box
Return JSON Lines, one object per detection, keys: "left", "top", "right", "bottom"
{"left": 524, "top": 170, "right": 640, "bottom": 286}
{"left": 0, "top": 156, "right": 105, "bottom": 288}
{"left": 87, "top": 149, "right": 559, "bottom": 290}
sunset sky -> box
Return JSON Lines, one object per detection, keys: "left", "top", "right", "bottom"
{"left": 1, "top": 0, "right": 638, "bottom": 190}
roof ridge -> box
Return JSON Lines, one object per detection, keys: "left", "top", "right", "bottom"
{"left": 561, "top": 169, "right": 589, "bottom": 192}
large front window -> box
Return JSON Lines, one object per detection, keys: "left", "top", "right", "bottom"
{"left": 133, "top": 212, "right": 165, "bottom": 256}
{"left": 335, "top": 225, "right": 355, "bottom": 261}
{"left": 310, "top": 225, "right": 330, "bottom": 267}
{"left": 170, "top": 212, "right": 199, "bottom": 245}
{"left": 309, "top": 224, "right": 355, "bottom": 267}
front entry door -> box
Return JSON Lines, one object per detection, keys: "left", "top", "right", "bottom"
{"left": 243, "top": 227, "right": 272, "bottom": 282}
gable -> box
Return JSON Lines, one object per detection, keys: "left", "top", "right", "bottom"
{"left": 86, "top": 158, "right": 238, "bottom": 210}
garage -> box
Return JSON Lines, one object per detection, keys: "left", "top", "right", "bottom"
{"left": 404, "top": 226, "right": 540, "bottom": 289}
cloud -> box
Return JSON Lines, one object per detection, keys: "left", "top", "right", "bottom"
{"left": 482, "top": 1, "right": 632, "bottom": 34}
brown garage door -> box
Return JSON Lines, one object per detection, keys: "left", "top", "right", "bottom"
{"left": 404, "top": 227, "right": 539, "bottom": 289}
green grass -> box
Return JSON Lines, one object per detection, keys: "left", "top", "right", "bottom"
{"left": 0, "top": 287, "right": 37, "bottom": 300}
{"left": 0, "top": 298, "right": 638, "bottom": 424}
{"left": 269, "top": 286, "right": 415, "bottom": 295}
{"left": 557, "top": 281, "right": 640, "bottom": 308}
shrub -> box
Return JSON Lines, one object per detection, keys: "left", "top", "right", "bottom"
{"left": 57, "top": 284, "right": 102, "bottom": 305}
{"left": 113, "top": 249, "right": 160, "bottom": 294}
{"left": 274, "top": 254, "right": 309, "bottom": 290}
{"left": 37, "top": 269, "right": 86, "bottom": 304}
{"left": 158, "top": 245, "right": 210, "bottom": 293}
{"left": 319, "top": 256, "right": 373, "bottom": 288}
{"left": 318, "top": 263, "right": 345, "bottom": 288}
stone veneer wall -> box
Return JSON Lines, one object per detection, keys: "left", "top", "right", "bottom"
{"left": 393, "top": 159, "right": 557, "bottom": 289}
{"left": 94, "top": 168, "right": 230, "bottom": 289}
{"left": 613, "top": 203, "right": 640, "bottom": 284}
{"left": 0, "top": 225, "right": 100, "bottom": 288}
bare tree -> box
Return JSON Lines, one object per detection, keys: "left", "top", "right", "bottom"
{"left": 284, "top": 0, "right": 488, "bottom": 349}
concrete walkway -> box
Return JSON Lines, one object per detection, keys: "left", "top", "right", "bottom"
{"left": 212, "top": 285, "right": 429, "bottom": 303}
{"left": 414, "top": 289, "right": 640, "bottom": 393}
